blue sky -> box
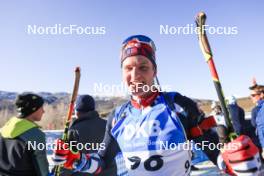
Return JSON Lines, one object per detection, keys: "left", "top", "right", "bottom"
{"left": 0, "top": 0, "right": 263, "bottom": 100}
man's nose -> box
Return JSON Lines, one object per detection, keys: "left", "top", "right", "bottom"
{"left": 131, "top": 67, "right": 140, "bottom": 80}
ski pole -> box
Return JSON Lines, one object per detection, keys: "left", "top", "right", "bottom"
{"left": 54, "top": 67, "right": 81, "bottom": 176}
{"left": 195, "top": 12, "right": 235, "bottom": 139}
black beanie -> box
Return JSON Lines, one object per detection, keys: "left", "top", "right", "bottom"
{"left": 15, "top": 93, "right": 44, "bottom": 118}
{"left": 75, "top": 95, "right": 95, "bottom": 112}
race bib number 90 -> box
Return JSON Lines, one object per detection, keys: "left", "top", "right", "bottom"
{"left": 128, "top": 155, "right": 163, "bottom": 171}
{"left": 124, "top": 151, "right": 191, "bottom": 175}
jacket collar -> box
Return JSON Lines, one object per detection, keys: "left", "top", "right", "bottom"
{"left": 257, "top": 99, "right": 264, "bottom": 106}
{"left": 130, "top": 91, "right": 159, "bottom": 109}
{"left": 0, "top": 117, "right": 39, "bottom": 138}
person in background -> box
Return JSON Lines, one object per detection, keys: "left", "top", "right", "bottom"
{"left": 250, "top": 85, "right": 264, "bottom": 129}
{"left": 210, "top": 101, "right": 228, "bottom": 145}
{"left": 249, "top": 79, "right": 264, "bottom": 148}
{"left": 250, "top": 85, "right": 264, "bottom": 159}
{"left": 226, "top": 95, "right": 246, "bottom": 135}
{"left": 0, "top": 93, "right": 49, "bottom": 176}
{"left": 211, "top": 101, "right": 227, "bottom": 128}
{"left": 60, "top": 94, "right": 118, "bottom": 176}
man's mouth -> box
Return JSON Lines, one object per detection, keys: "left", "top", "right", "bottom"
{"left": 129, "top": 82, "right": 145, "bottom": 87}
{"left": 128, "top": 82, "right": 147, "bottom": 94}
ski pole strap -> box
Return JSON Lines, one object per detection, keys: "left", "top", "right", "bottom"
{"left": 189, "top": 116, "right": 217, "bottom": 138}
{"left": 189, "top": 127, "right": 203, "bottom": 138}
{"left": 199, "top": 115, "right": 217, "bottom": 131}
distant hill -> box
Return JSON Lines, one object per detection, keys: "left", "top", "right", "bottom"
{"left": 0, "top": 91, "right": 255, "bottom": 129}
{"left": 199, "top": 97, "right": 254, "bottom": 114}
{"left": 0, "top": 91, "right": 128, "bottom": 129}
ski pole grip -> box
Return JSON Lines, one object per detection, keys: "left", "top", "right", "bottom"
{"left": 195, "top": 11, "right": 213, "bottom": 62}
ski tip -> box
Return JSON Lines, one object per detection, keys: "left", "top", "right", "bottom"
{"left": 75, "top": 67, "right": 80, "bottom": 72}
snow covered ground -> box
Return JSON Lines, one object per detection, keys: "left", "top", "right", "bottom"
{"left": 191, "top": 161, "right": 227, "bottom": 176}
{"left": 191, "top": 161, "right": 264, "bottom": 176}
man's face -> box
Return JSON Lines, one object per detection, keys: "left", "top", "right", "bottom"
{"left": 250, "top": 90, "right": 261, "bottom": 104}
{"left": 122, "top": 55, "right": 156, "bottom": 97}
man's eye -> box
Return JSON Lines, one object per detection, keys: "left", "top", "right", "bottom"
{"left": 125, "top": 66, "right": 133, "bottom": 71}
{"left": 140, "top": 66, "right": 148, "bottom": 71}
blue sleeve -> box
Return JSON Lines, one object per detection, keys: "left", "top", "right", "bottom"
{"left": 256, "top": 105, "right": 264, "bottom": 148}
{"left": 98, "top": 109, "right": 121, "bottom": 166}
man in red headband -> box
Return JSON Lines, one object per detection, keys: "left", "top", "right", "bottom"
{"left": 53, "top": 35, "right": 220, "bottom": 176}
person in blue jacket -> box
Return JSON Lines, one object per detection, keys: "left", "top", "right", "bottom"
{"left": 52, "top": 35, "right": 220, "bottom": 176}
{"left": 250, "top": 85, "right": 264, "bottom": 129}
{"left": 250, "top": 85, "right": 264, "bottom": 159}
{"left": 249, "top": 85, "right": 264, "bottom": 149}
